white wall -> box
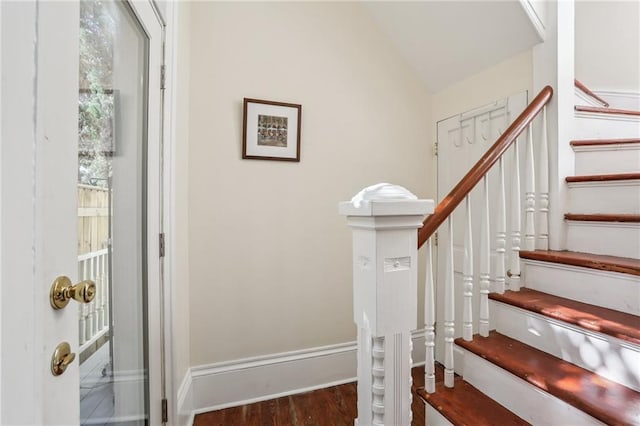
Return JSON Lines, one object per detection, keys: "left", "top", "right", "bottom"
{"left": 432, "top": 50, "right": 533, "bottom": 126}
{"left": 187, "top": 1, "right": 432, "bottom": 366}
{"left": 575, "top": 1, "right": 640, "bottom": 92}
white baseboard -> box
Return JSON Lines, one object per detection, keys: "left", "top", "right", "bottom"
{"left": 177, "top": 371, "right": 194, "bottom": 426}
{"left": 180, "top": 330, "right": 426, "bottom": 421}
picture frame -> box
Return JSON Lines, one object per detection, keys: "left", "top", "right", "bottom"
{"left": 242, "top": 98, "right": 302, "bottom": 162}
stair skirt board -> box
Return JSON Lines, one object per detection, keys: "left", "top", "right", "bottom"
{"left": 573, "top": 112, "right": 640, "bottom": 140}
{"left": 572, "top": 143, "right": 640, "bottom": 175}
{"left": 567, "top": 180, "right": 640, "bottom": 215}
{"left": 522, "top": 259, "right": 640, "bottom": 316}
{"left": 565, "top": 220, "right": 640, "bottom": 258}
{"left": 490, "top": 300, "right": 640, "bottom": 391}
{"left": 458, "top": 348, "right": 605, "bottom": 425}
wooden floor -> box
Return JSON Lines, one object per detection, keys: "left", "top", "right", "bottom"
{"left": 194, "top": 366, "right": 426, "bottom": 426}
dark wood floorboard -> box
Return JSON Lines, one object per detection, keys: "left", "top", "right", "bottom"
{"left": 194, "top": 367, "right": 425, "bottom": 426}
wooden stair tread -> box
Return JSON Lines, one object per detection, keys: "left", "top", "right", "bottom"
{"left": 416, "top": 364, "right": 530, "bottom": 426}
{"left": 519, "top": 250, "right": 640, "bottom": 276}
{"left": 565, "top": 213, "right": 640, "bottom": 223}
{"left": 575, "top": 105, "right": 640, "bottom": 117}
{"left": 489, "top": 288, "right": 640, "bottom": 344}
{"left": 574, "top": 79, "right": 609, "bottom": 107}
{"left": 455, "top": 332, "right": 640, "bottom": 425}
{"left": 566, "top": 172, "right": 640, "bottom": 183}
{"left": 571, "top": 138, "right": 640, "bottom": 147}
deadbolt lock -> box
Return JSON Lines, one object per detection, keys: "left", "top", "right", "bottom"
{"left": 51, "top": 342, "right": 76, "bottom": 376}
{"left": 50, "top": 276, "right": 96, "bottom": 310}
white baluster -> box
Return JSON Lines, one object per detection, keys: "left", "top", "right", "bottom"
{"left": 525, "top": 123, "right": 536, "bottom": 251}
{"left": 444, "top": 216, "right": 455, "bottom": 388}
{"left": 463, "top": 196, "right": 473, "bottom": 341}
{"left": 538, "top": 106, "right": 549, "bottom": 250}
{"left": 495, "top": 157, "right": 506, "bottom": 294}
{"left": 86, "top": 256, "right": 95, "bottom": 341}
{"left": 510, "top": 138, "right": 522, "bottom": 291}
{"left": 372, "top": 336, "right": 385, "bottom": 426}
{"left": 78, "top": 259, "right": 87, "bottom": 345}
{"left": 479, "top": 176, "right": 491, "bottom": 337}
{"left": 424, "top": 237, "right": 436, "bottom": 393}
{"left": 78, "top": 304, "right": 86, "bottom": 345}
{"left": 96, "top": 253, "right": 104, "bottom": 331}
{"left": 104, "top": 251, "right": 110, "bottom": 330}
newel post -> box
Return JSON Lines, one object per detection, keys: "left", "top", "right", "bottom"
{"left": 340, "top": 184, "right": 434, "bottom": 426}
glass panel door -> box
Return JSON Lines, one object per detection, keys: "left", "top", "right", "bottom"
{"left": 77, "top": 1, "right": 149, "bottom": 424}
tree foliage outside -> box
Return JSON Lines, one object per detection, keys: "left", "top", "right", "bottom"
{"left": 78, "top": 0, "right": 115, "bottom": 188}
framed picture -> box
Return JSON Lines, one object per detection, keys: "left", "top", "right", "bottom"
{"left": 243, "top": 98, "right": 302, "bottom": 162}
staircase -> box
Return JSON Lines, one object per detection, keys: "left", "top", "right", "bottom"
{"left": 418, "top": 83, "right": 640, "bottom": 425}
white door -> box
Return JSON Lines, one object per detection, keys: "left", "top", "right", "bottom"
{"left": 0, "top": 1, "right": 164, "bottom": 424}
{"left": 434, "top": 92, "right": 527, "bottom": 364}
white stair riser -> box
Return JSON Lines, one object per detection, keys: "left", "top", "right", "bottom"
{"left": 459, "top": 347, "right": 605, "bottom": 425}
{"left": 573, "top": 145, "right": 640, "bottom": 175}
{"left": 424, "top": 406, "right": 454, "bottom": 426}
{"left": 566, "top": 221, "right": 640, "bottom": 258}
{"left": 567, "top": 181, "right": 640, "bottom": 215}
{"left": 574, "top": 113, "right": 640, "bottom": 140}
{"left": 522, "top": 260, "right": 640, "bottom": 316}
{"left": 491, "top": 300, "right": 640, "bottom": 392}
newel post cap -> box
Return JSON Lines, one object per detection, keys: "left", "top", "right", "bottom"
{"left": 339, "top": 183, "right": 434, "bottom": 217}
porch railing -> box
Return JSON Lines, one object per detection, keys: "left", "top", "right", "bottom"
{"left": 78, "top": 248, "right": 110, "bottom": 354}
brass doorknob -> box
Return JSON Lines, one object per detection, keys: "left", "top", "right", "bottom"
{"left": 51, "top": 342, "right": 76, "bottom": 376}
{"left": 49, "top": 276, "right": 96, "bottom": 310}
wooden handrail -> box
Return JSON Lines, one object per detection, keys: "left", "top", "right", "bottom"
{"left": 418, "top": 85, "right": 553, "bottom": 248}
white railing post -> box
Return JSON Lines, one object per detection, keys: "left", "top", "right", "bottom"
{"left": 538, "top": 106, "right": 549, "bottom": 250}
{"left": 495, "top": 157, "right": 507, "bottom": 294}
{"left": 462, "top": 196, "right": 473, "bottom": 341}
{"left": 340, "top": 183, "right": 433, "bottom": 426}
{"left": 444, "top": 216, "right": 455, "bottom": 388}
{"left": 479, "top": 176, "right": 491, "bottom": 337}
{"left": 509, "top": 138, "right": 522, "bottom": 291}
{"left": 424, "top": 236, "right": 436, "bottom": 394}
{"left": 525, "top": 123, "right": 536, "bottom": 251}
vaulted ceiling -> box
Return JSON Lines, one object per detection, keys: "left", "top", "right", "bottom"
{"left": 363, "top": 1, "right": 543, "bottom": 92}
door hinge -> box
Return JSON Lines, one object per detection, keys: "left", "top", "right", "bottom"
{"left": 434, "top": 232, "right": 438, "bottom": 247}
{"left": 159, "top": 233, "right": 165, "bottom": 258}
{"left": 433, "top": 142, "right": 438, "bottom": 156}
{"left": 162, "top": 398, "right": 168, "bottom": 423}
{"left": 160, "top": 65, "right": 166, "bottom": 90}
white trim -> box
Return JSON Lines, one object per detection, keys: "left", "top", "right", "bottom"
{"left": 572, "top": 142, "right": 640, "bottom": 153}
{"left": 518, "top": 0, "right": 545, "bottom": 42}
{"left": 593, "top": 90, "right": 640, "bottom": 110}
{"left": 180, "top": 330, "right": 426, "bottom": 419}
{"left": 177, "top": 371, "right": 193, "bottom": 425}
{"left": 0, "top": 0, "right": 4, "bottom": 418}
{"left": 575, "top": 110, "right": 640, "bottom": 123}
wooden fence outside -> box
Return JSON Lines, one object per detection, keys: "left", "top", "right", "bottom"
{"left": 78, "top": 184, "right": 110, "bottom": 255}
